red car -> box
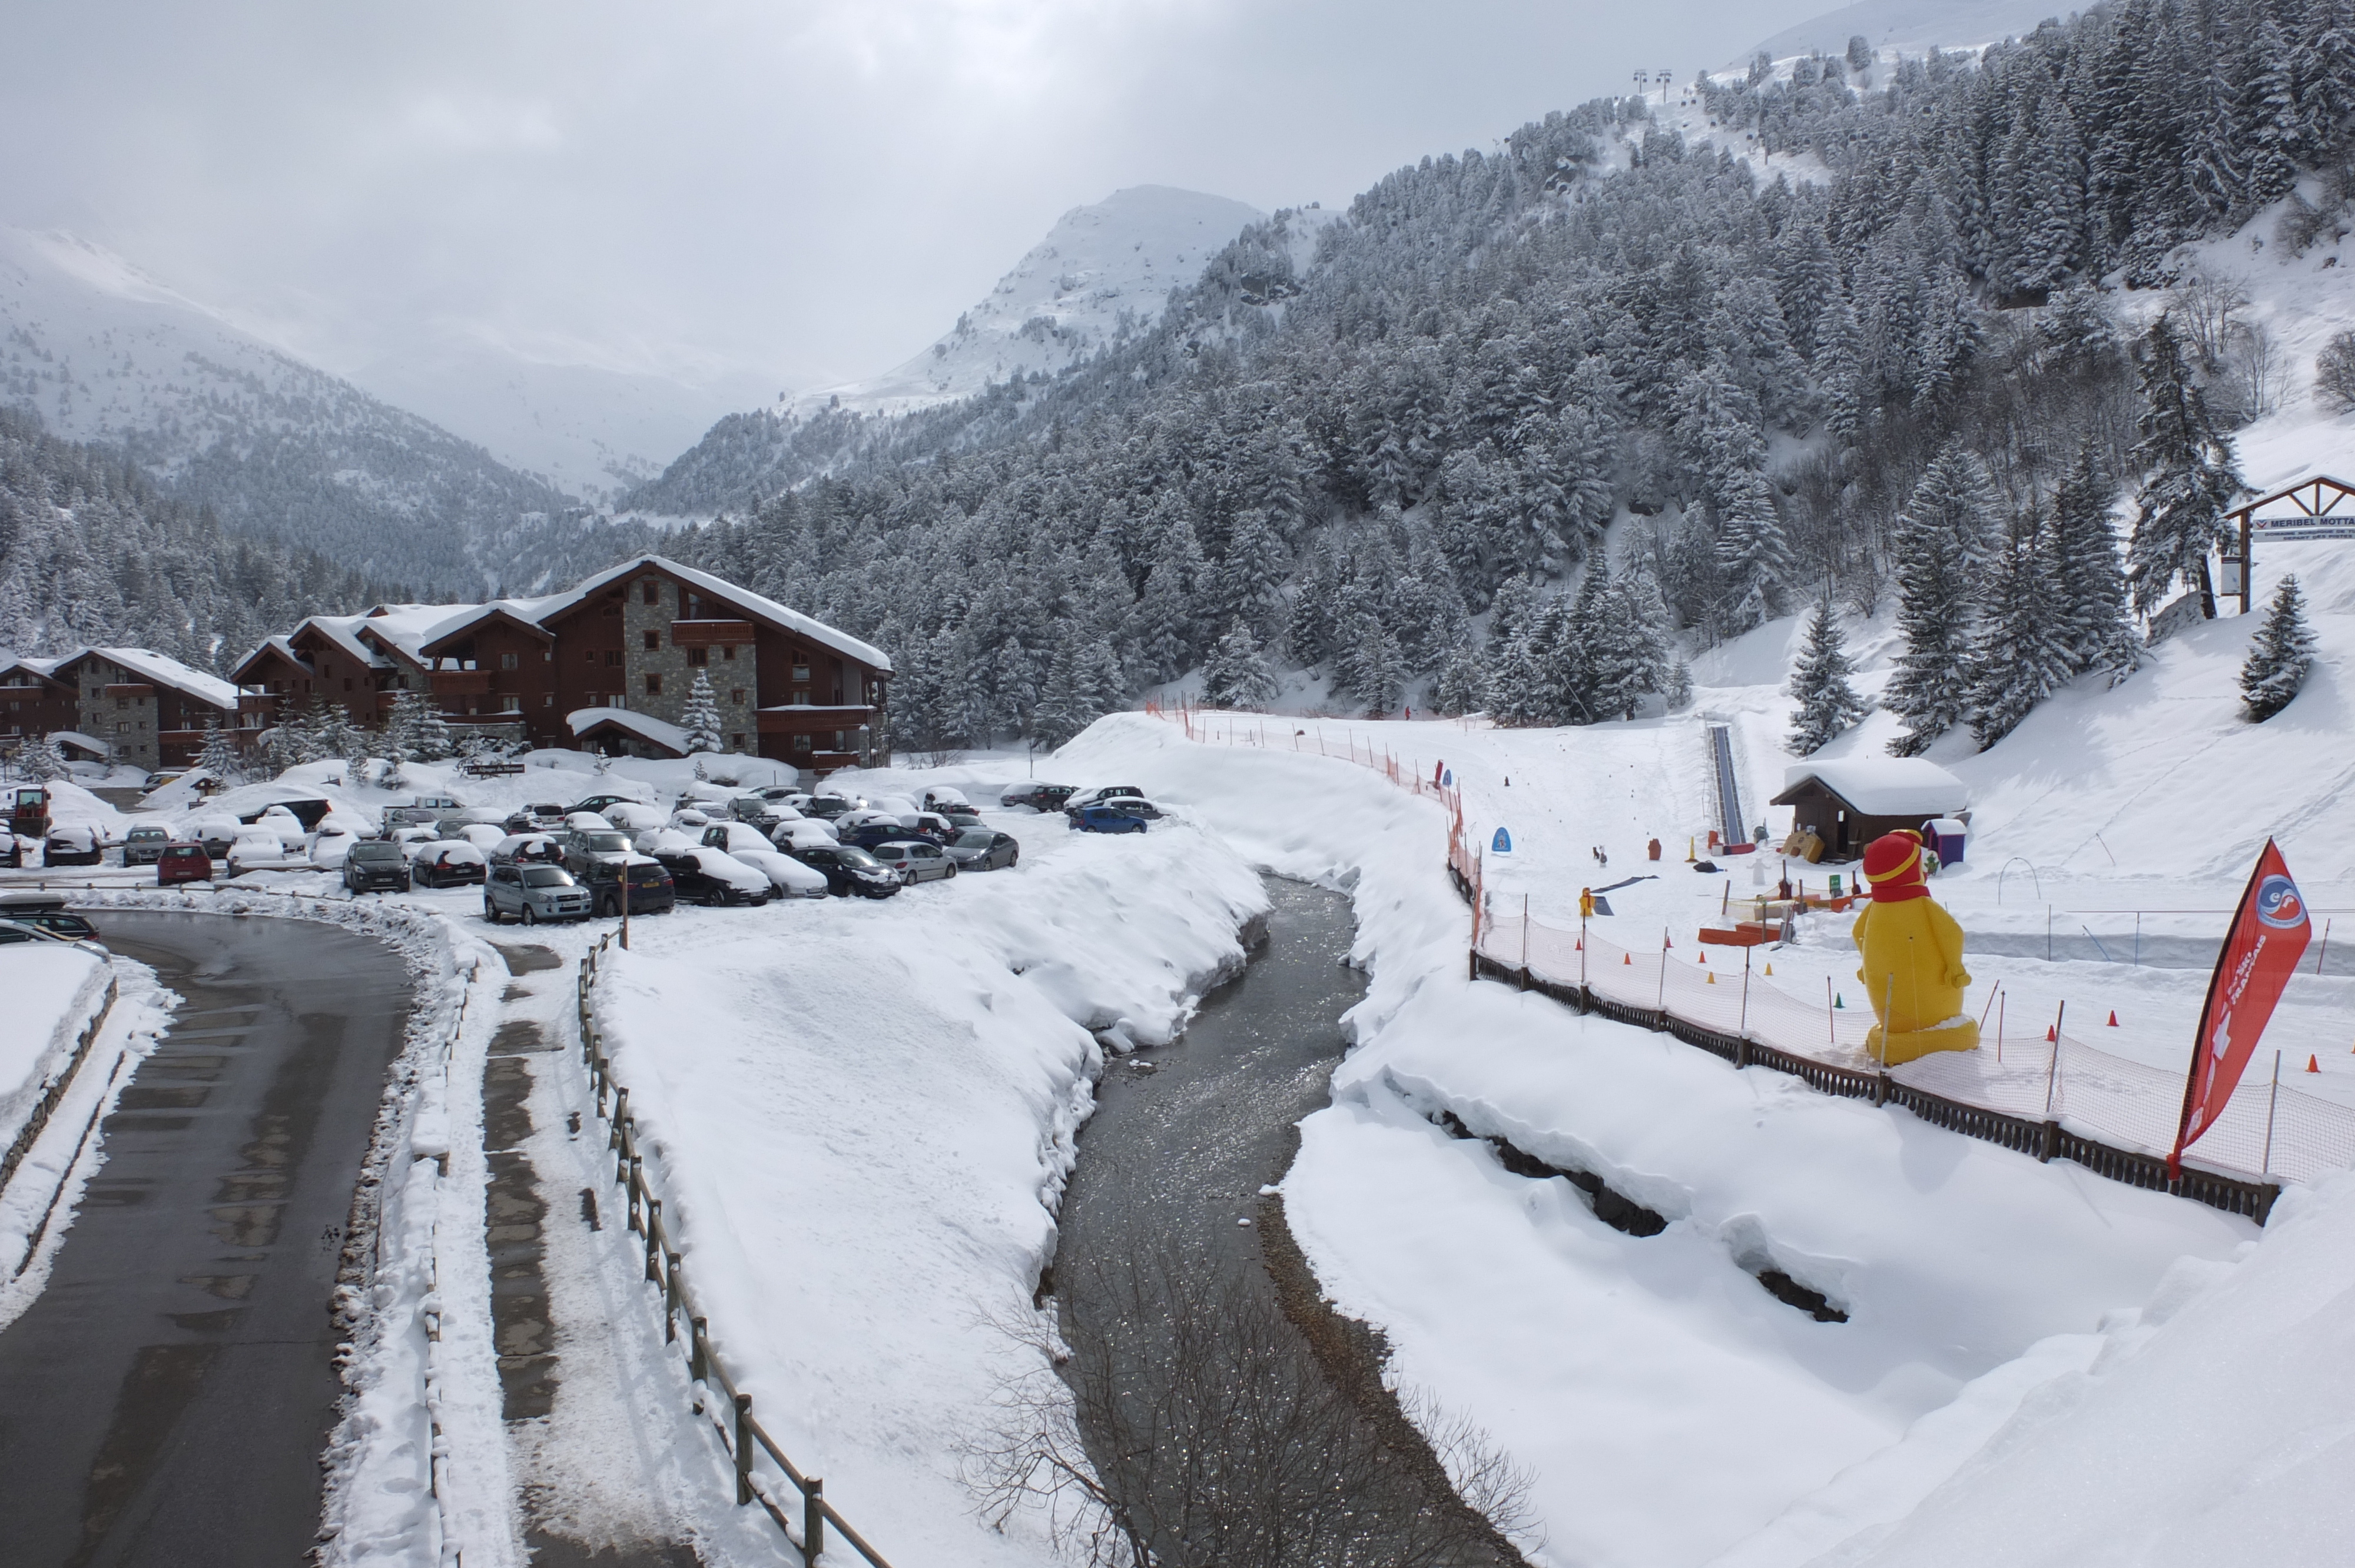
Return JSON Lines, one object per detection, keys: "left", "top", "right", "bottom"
{"left": 157, "top": 843, "right": 214, "bottom": 885}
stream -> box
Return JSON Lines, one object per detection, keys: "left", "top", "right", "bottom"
{"left": 1052, "top": 875, "right": 1524, "bottom": 1566}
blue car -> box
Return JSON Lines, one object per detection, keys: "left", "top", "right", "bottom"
{"left": 1071, "top": 804, "right": 1147, "bottom": 835}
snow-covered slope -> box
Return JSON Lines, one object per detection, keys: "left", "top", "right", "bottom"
{"left": 782, "top": 185, "right": 1264, "bottom": 420}
{"left": 0, "top": 227, "right": 583, "bottom": 594}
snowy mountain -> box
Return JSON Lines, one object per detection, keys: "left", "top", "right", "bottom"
{"left": 0, "top": 227, "right": 610, "bottom": 596}
{"left": 1744, "top": 0, "right": 2077, "bottom": 63}
{"left": 784, "top": 186, "right": 1266, "bottom": 421}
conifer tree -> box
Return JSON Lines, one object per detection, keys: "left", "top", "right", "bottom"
{"left": 2240, "top": 574, "right": 2317, "bottom": 720}
{"left": 414, "top": 700, "right": 456, "bottom": 762}
{"left": 1432, "top": 645, "right": 1489, "bottom": 716}
{"left": 1716, "top": 471, "right": 1796, "bottom": 632}
{"left": 197, "top": 719, "right": 241, "bottom": 785}
{"left": 15, "top": 735, "right": 65, "bottom": 784}
{"left": 2051, "top": 444, "right": 2142, "bottom": 682}
{"left": 1885, "top": 446, "right": 1996, "bottom": 753}
{"left": 1969, "top": 521, "right": 2075, "bottom": 749}
{"left": 2127, "top": 314, "right": 2244, "bottom": 617}
{"left": 681, "top": 671, "right": 725, "bottom": 753}
{"left": 1664, "top": 657, "right": 1695, "bottom": 712}
{"left": 1202, "top": 619, "right": 1279, "bottom": 710}
{"left": 1786, "top": 599, "right": 1869, "bottom": 754}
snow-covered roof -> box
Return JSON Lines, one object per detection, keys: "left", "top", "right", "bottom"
{"left": 539, "top": 556, "right": 891, "bottom": 673}
{"left": 229, "top": 633, "right": 311, "bottom": 681}
{"left": 566, "top": 706, "right": 691, "bottom": 757}
{"left": 42, "top": 646, "right": 241, "bottom": 709}
{"left": 1776, "top": 759, "right": 1968, "bottom": 817}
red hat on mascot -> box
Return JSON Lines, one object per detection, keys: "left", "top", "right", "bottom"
{"left": 1862, "top": 829, "right": 1930, "bottom": 903}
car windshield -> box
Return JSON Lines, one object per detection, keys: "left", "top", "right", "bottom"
{"left": 351, "top": 843, "right": 402, "bottom": 860}
{"left": 581, "top": 833, "right": 630, "bottom": 852}
{"left": 955, "top": 830, "right": 994, "bottom": 848}
{"left": 522, "top": 867, "right": 573, "bottom": 888}
{"left": 627, "top": 865, "right": 669, "bottom": 886}
{"left": 130, "top": 828, "right": 165, "bottom": 841}
{"left": 836, "top": 848, "right": 880, "bottom": 869}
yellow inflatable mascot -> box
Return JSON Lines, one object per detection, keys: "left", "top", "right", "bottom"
{"left": 1852, "top": 830, "right": 1979, "bottom": 1065}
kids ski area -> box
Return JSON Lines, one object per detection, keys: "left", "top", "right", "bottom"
{"left": 9, "top": 498, "right": 2355, "bottom": 1567}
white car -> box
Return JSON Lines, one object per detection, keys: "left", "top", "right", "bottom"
{"left": 700, "top": 821, "right": 776, "bottom": 857}
{"left": 456, "top": 823, "right": 507, "bottom": 852}
{"left": 777, "top": 820, "right": 839, "bottom": 849}
{"left": 254, "top": 805, "right": 310, "bottom": 846}
{"left": 654, "top": 845, "right": 772, "bottom": 906}
{"left": 668, "top": 807, "right": 714, "bottom": 829}
{"left": 563, "top": 811, "right": 616, "bottom": 833}
{"left": 227, "top": 829, "right": 301, "bottom": 875}
{"left": 193, "top": 816, "right": 245, "bottom": 857}
{"left": 921, "top": 786, "right": 972, "bottom": 813}
{"left": 603, "top": 802, "right": 665, "bottom": 832}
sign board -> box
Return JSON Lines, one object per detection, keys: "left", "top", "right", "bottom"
{"left": 2249, "top": 515, "right": 2355, "bottom": 541}
{"left": 1492, "top": 827, "right": 1512, "bottom": 853}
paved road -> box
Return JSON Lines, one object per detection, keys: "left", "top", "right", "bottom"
{"left": 0, "top": 911, "right": 412, "bottom": 1568}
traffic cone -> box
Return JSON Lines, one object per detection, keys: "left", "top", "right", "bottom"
{"left": 1764, "top": 963, "right": 1773, "bottom": 976}
{"left": 1706, "top": 972, "right": 1716, "bottom": 984}
{"left": 1623, "top": 953, "right": 1632, "bottom": 966}
{"left": 2308, "top": 1055, "right": 2321, "bottom": 1074}
{"left": 1698, "top": 950, "right": 1708, "bottom": 964}
{"left": 2046, "top": 1025, "right": 2057, "bottom": 1042}
{"left": 1834, "top": 994, "right": 1844, "bottom": 1008}
{"left": 1686, "top": 837, "right": 1696, "bottom": 862}
{"left": 2108, "top": 1011, "right": 2119, "bottom": 1026}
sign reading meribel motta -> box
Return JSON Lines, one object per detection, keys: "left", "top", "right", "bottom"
{"left": 2171, "top": 838, "right": 2311, "bottom": 1177}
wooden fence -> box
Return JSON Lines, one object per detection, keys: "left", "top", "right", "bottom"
{"left": 576, "top": 934, "right": 895, "bottom": 1567}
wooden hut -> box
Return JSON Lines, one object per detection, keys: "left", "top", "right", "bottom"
{"left": 1770, "top": 759, "right": 1968, "bottom": 862}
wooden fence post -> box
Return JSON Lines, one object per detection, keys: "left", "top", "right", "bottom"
{"left": 804, "top": 1477, "right": 826, "bottom": 1560}
{"left": 689, "top": 1316, "right": 709, "bottom": 1382}
{"left": 734, "top": 1394, "right": 754, "bottom": 1504}
{"left": 645, "top": 1198, "right": 663, "bottom": 1282}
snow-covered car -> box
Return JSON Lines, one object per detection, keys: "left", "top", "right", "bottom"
{"left": 1096, "top": 796, "right": 1164, "bottom": 821}
{"left": 226, "top": 829, "right": 301, "bottom": 875}
{"left": 1063, "top": 786, "right": 1145, "bottom": 818}
{"left": 802, "top": 793, "right": 859, "bottom": 820}
{"left": 728, "top": 846, "right": 829, "bottom": 899}
{"left": 944, "top": 829, "right": 1020, "bottom": 871}
{"left": 920, "top": 786, "right": 972, "bottom": 813}
{"left": 483, "top": 863, "right": 592, "bottom": 925}
{"left": 412, "top": 841, "right": 489, "bottom": 888}
{"left": 788, "top": 843, "right": 901, "bottom": 898}
{"left": 384, "top": 794, "right": 463, "bottom": 826}
{"left": 563, "top": 811, "right": 616, "bottom": 834}
{"left": 488, "top": 833, "right": 566, "bottom": 866}
{"left": 309, "top": 826, "right": 360, "bottom": 868}
{"left": 1000, "top": 782, "right": 1077, "bottom": 812}
{"left": 699, "top": 822, "right": 777, "bottom": 858}
{"left": 602, "top": 802, "right": 665, "bottom": 833}
{"left": 868, "top": 839, "right": 956, "bottom": 883}
{"left": 776, "top": 819, "right": 839, "bottom": 849}
{"left": 576, "top": 855, "right": 675, "bottom": 917}
{"left": 501, "top": 802, "right": 569, "bottom": 834}
{"left": 122, "top": 824, "right": 171, "bottom": 866}
{"left": 455, "top": 823, "right": 507, "bottom": 852}
{"left": 566, "top": 793, "right": 643, "bottom": 818}
{"left": 0, "top": 892, "right": 100, "bottom": 941}
{"left": 668, "top": 808, "right": 714, "bottom": 830}
{"left": 341, "top": 839, "right": 412, "bottom": 893}
{"left": 563, "top": 829, "right": 639, "bottom": 881}
{"left": 389, "top": 825, "right": 440, "bottom": 852}
{"left": 253, "top": 805, "right": 310, "bottom": 845}
{"left": 652, "top": 847, "right": 771, "bottom": 906}
{"left": 731, "top": 795, "right": 795, "bottom": 828}
{"left": 194, "top": 817, "right": 244, "bottom": 858}
{"left": 42, "top": 824, "right": 104, "bottom": 866}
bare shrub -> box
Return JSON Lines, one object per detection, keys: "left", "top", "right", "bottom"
{"left": 963, "top": 1247, "right": 1536, "bottom": 1567}
{"left": 2315, "top": 330, "right": 2355, "bottom": 414}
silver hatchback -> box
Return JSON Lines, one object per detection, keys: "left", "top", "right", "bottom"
{"left": 868, "top": 839, "right": 957, "bottom": 883}
{"left": 483, "top": 862, "right": 594, "bottom": 925}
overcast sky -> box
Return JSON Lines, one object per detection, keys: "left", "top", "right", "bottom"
{"left": 0, "top": 1, "right": 1832, "bottom": 395}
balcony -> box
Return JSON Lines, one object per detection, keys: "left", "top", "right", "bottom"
{"left": 431, "top": 670, "right": 493, "bottom": 696}
{"left": 755, "top": 705, "right": 875, "bottom": 732}
{"left": 671, "top": 619, "right": 757, "bottom": 647}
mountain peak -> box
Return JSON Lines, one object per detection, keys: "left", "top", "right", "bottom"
{"left": 784, "top": 185, "right": 1266, "bottom": 419}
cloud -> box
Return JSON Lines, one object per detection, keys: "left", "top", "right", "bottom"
{"left": 0, "top": 0, "right": 1826, "bottom": 407}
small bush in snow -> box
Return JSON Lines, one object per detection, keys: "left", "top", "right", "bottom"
{"left": 2240, "top": 575, "right": 2317, "bottom": 722}
{"left": 2315, "top": 331, "right": 2355, "bottom": 414}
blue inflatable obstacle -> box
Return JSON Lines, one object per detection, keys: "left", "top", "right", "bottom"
{"left": 1492, "top": 828, "right": 1512, "bottom": 853}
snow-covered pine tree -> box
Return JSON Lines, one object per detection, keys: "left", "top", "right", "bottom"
{"left": 1594, "top": 565, "right": 1670, "bottom": 720}
{"left": 2240, "top": 574, "right": 2317, "bottom": 720}
{"left": 197, "top": 719, "right": 241, "bottom": 785}
{"left": 1716, "top": 470, "right": 1796, "bottom": 633}
{"left": 2127, "top": 314, "right": 2244, "bottom": 617}
{"left": 1202, "top": 619, "right": 1279, "bottom": 710}
{"left": 1885, "top": 445, "right": 1996, "bottom": 754}
{"left": 1785, "top": 599, "right": 1869, "bottom": 754}
{"left": 414, "top": 700, "right": 455, "bottom": 762}
{"left": 1664, "top": 657, "right": 1694, "bottom": 712}
{"left": 1432, "top": 645, "right": 1488, "bottom": 716}
{"left": 2050, "top": 444, "right": 2142, "bottom": 682}
{"left": 681, "top": 671, "right": 725, "bottom": 753}
{"left": 1209, "top": 509, "right": 1292, "bottom": 646}
{"left": 1969, "top": 519, "right": 2075, "bottom": 749}
{"left": 16, "top": 735, "right": 65, "bottom": 783}
{"left": 1033, "top": 625, "right": 1124, "bottom": 749}
{"left": 1346, "top": 617, "right": 1407, "bottom": 716}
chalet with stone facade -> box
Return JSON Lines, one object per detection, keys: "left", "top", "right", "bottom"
{"left": 1, "top": 646, "right": 256, "bottom": 768}
{"left": 232, "top": 556, "right": 890, "bottom": 773}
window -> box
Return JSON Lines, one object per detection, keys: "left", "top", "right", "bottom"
{"left": 543, "top": 694, "right": 553, "bottom": 707}
{"left": 642, "top": 579, "right": 661, "bottom": 605}
{"left": 721, "top": 645, "right": 736, "bottom": 660}
{"left": 730, "top": 733, "right": 745, "bottom": 750}
{"left": 115, "top": 697, "right": 127, "bottom": 710}
{"left": 585, "top": 649, "right": 598, "bottom": 664}
{"left": 116, "top": 721, "right": 130, "bottom": 734}
{"left": 500, "top": 653, "right": 519, "bottom": 670}
{"left": 792, "top": 733, "right": 812, "bottom": 753}
{"left": 729, "top": 689, "right": 744, "bottom": 705}
{"left": 644, "top": 673, "right": 663, "bottom": 697}
{"left": 643, "top": 630, "right": 660, "bottom": 652}
{"left": 344, "top": 679, "right": 354, "bottom": 692}
{"left": 688, "top": 647, "right": 707, "bottom": 666}
{"left": 791, "top": 663, "right": 810, "bottom": 682}
{"left": 605, "top": 650, "right": 623, "bottom": 668}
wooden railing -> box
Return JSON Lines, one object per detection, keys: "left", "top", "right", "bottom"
{"left": 576, "top": 934, "right": 895, "bottom": 1567}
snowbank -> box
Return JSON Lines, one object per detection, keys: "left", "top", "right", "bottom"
{"left": 0, "top": 945, "right": 112, "bottom": 1163}
{"left": 584, "top": 812, "right": 1266, "bottom": 1565}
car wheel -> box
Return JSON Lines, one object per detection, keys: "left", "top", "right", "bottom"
{"left": 484, "top": 899, "right": 499, "bottom": 922}
{"left": 945, "top": 862, "right": 957, "bottom": 878}
{"left": 521, "top": 905, "right": 538, "bottom": 926}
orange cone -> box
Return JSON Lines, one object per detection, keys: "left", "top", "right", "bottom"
{"left": 1698, "top": 951, "right": 1708, "bottom": 964}
{"left": 2046, "top": 1025, "right": 2057, "bottom": 1042}
{"left": 1706, "top": 972, "right": 1716, "bottom": 984}
{"left": 1623, "top": 953, "right": 1632, "bottom": 966}
{"left": 1764, "top": 963, "right": 1773, "bottom": 976}
{"left": 2108, "top": 1011, "right": 2119, "bottom": 1026}
{"left": 2308, "top": 1055, "right": 2321, "bottom": 1074}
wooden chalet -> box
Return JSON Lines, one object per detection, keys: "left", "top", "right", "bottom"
{"left": 1770, "top": 759, "right": 1969, "bottom": 862}
{"left": 2, "top": 647, "right": 256, "bottom": 768}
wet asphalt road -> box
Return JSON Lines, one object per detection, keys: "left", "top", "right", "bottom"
{"left": 0, "top": 911, "right": 412, "bottom": 1568}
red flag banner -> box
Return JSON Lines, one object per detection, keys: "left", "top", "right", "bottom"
{"left": 2171, "top": 838, "right": 2312, "bottom": 1176}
